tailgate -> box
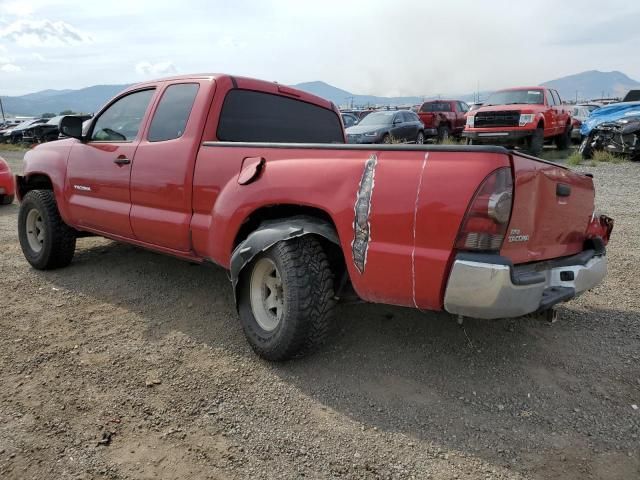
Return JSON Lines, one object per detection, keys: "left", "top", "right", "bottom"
{"left": 500, "top": 153, "right": 595, "bottom": 264}
{"left": 418, "top": 113, "right": 434, "bottom": 127}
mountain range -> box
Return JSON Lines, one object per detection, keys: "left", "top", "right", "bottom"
{"left": 2, "top": 70, "right": 638, "bottom": 117}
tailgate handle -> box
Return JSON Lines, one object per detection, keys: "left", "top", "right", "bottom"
{"left": 556, "top": 183, "right": 571, "bottom": 197}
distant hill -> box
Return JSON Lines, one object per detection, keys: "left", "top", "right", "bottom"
{"left": 1, "top": 84, "right": 130, "bottom": 116}
{"left": 292, "top": 81, "right": 426, "bottom": 107}
{"left": 541, "top": 70, "right": 640, "bottom": 101}
{"left": 2, "top": 70, "right": 639, "bottom": 116}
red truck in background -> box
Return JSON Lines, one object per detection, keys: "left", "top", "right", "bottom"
{"left": 0, "top": 157, "right": 15, "bottom": 205}
{"left": 463, "top": 87, "right": 572, "bottom": 156}
{"left": 417, "top": 100, "right": 469, "bottom": 142}
{"left": 15, "top": 74, "right": 612, "bottom": 360}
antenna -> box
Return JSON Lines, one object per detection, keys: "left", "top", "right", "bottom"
{"left": 0, "top": 96, "right": 5, "bottom": 122}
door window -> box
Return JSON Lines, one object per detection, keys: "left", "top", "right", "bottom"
{"left": 91, "top": 89, "right": 155, "bottom": 142}
{"left": 148, "top": 83, "right": 199, "bottom": 142}
{"left": 551, "top": 90, "right": 562, "bottom": 105}
{"left": 545, "top": 90, "right": 556, "bottom": 106}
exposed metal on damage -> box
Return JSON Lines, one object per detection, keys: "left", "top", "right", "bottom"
{"left": 411, "top": 153, "right": 429, "bottom": 307}
{"left": 351, "top": 153, "right": 378, "bottom": 274}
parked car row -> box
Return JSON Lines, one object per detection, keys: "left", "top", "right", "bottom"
{"left": 0, "top": 115, "right": 92, "bottom": 144}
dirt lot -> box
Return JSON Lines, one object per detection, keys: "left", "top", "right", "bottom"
{"left": 0, "top": 147, "right": 638, "bottom": 479}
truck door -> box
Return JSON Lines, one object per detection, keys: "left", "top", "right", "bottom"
{"left": 543, "top": 90, "right": 557, "bottom": 136}
{"left": 552, "top": 90, "right": 568, "bottom": 133}
{"left": 129, "top": 81, "right": 208, "bottom": 252}
{"left": 66, "top": 88, "right": 156, "bottom": 238}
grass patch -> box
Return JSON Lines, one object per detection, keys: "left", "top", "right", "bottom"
{"left": 592, "top": 150, "right": 626, "bottom": 164}
{"left": 440, "top": 136, "right": 465, "bottom": 146}
{"left": 566, "top": 152, "right": 583, "bottom": 165}
{"left": 0, "top": 143, "right": 28, "bottom": 152}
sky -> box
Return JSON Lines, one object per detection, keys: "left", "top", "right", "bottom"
{"left": 0, "top": 0, "right": 639, "bottom": 97}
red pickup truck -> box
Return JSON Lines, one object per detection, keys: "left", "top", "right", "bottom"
{"left": 417, "top": 100, "right": 469, "bottom": 142}
{"left": 463, "top": 87, "right": 572, "bottom": 155}
{"left": 15, "top": 74, "right": 612, "bottom": 360}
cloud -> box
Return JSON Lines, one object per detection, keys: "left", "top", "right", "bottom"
{"left": 135, "top": 60, "right": 178, "bottom": 76}
{"left": 1, "top": 63, "right": 22, "bottom": 72}
{"left": 1, "top": 1, "right": 35, "bottom": 16}
{"left": 0, "top": 19, "right": 92, "bottom": 47}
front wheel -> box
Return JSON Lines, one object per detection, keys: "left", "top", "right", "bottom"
{"left": 579, "top": 135, "right": 594, "bottom": 159}
{"left": 527, "top": 128, "right": 544, "bottom": 156}
{"left": 238, "top": 236, "right": 336, "bottom": 361}
{"left": 415, "top": 131, "right": 425, "bottom": 144}
{"left": 0, "top": 194, "right": 14, "bottom": 205}
{"left": 18, "top": 190, "right": 76, "bottom": 270}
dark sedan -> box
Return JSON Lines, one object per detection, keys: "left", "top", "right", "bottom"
{"left": 346, "top": 110, "right": 425, "bottom": 144}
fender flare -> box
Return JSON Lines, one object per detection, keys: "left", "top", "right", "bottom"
{"left": 229, "top": 215, "right": 340, "bottom": 303}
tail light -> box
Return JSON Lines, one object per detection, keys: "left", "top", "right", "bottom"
{"left": 455, "top": 167, "right": 513, "bottom": 252}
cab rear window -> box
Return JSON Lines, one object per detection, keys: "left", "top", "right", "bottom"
{"left": 217, "top": 89, "right": 344, "bottom": 143}
{"left": 420, "top": 102, "right": 451, "bottom": 112}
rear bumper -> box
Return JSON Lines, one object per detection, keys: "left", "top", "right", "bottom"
{"left": 463, "top": 129, "right": 534, "bottom": 142}
{"left": 443, "top": 250, "right": 607, "bottom": 319}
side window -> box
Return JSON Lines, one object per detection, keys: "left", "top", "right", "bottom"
{"left": 148, "top": 83, "right": 199, "bottom": 142}
{"left": 91, "top": 89, "right": 155, "bottom": 142}
{"left": 545, "top": 90, "right": 556, "bottom": 106}
{"left": 552, "top": 90, "right": 562, "bottom": 105}
{"left": 217, "top": 89, "right": 344, "bottom": 143}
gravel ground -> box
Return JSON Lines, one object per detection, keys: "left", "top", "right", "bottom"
{"left": 0, "top": 148, "right": 638, "bottom": 479}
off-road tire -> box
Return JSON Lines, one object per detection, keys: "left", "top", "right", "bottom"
{"left": 238, "top": 235, "right": 336, "bottom": 361}
{"left": 555, "top": 125, "right": 572, "bottom": 150}
{"left": 437, "top": 125, "right": 450, "bottom": 143}
{"left": 18, "top": 190, "right": 76, "bottom": 270}
{"left": 527, "top": 128, "right": 544, "bottom": 156}
{"left": 0, "top": 194, "right": 14, "bottom": 205}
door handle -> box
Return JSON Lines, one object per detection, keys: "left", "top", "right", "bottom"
{"left": 556, "top": 183, "right": 571, "bottom": 197}
{"left": 114, "top": 156, "right": 131, "bottom": 166}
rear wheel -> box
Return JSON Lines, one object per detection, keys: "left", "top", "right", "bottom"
{"left": 415, "top": 131, "right": 425, "bottom": 144}
{"left": 18, "top": 190, "right": 76, "bottom": 269}
{"left": 437, "top": 125, "right": 450, "bottom": 143}
{"left": 381, "top": 134, "right": 391, "bottom": 144}
{"left": 555, "top": 125, "right": 572, "bottom": 150}
{"left": 238, "top": 236, "right": 336, "bottom": 361}
{"left": 527, "top": 127, "right": 544, "bottom": 156}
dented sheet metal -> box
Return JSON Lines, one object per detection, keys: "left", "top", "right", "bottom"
{"left": 351, "top": 154, "right": 378, "bottom": 274}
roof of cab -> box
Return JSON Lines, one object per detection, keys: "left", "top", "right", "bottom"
{"left": 123, "top": 73, "right": 336, "bottom": 111}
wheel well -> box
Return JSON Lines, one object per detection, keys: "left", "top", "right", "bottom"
{"left": 19, "top": 174, "right": 53, "bottom": 198}
{"left": 233, "top": 205, "right": 347, "bottom": 291}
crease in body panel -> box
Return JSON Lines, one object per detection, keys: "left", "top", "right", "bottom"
{"left": 411, "top": 152, "right": 429, "bottom": 308}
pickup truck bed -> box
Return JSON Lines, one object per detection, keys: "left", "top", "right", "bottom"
{"left": 14, "top": 74, "right": 613, "bottom": 360}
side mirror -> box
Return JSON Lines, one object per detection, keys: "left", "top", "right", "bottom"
{"left": 59, "top": 116, "right": 84, "bottom": 140}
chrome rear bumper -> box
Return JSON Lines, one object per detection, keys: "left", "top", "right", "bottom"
{"left": 443, "top": 251, "right": 607, "bottom": 319}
